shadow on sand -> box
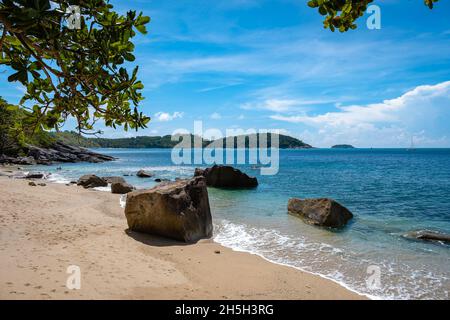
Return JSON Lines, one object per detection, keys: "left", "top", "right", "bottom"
{"left": 124, "top": 228, "right": 201, "bottom": 247}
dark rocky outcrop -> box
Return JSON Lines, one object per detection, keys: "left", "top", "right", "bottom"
{"left": 194, "top": 165, "right": 258, "bottom": 189}
{"left": 0, "top": 141, "right": 115, "bottom": 165}
{"left": 136, "top": 170, "right": 153, "bottom": 178}
{"left": 288, "top": 198, "right": 353, "bottom": 228}
{"left": 124, "top": 176, "right": 213, "bottom": 242}
{"left": 111, "top": 181, "right": 134, "bottom": 194}
{"left": 77, "top": 174, "right": 108, "bottom": 189}
{"left": 404, "top": 230, "right": 450, "bottom": 244}
{"left": 0, "top": 155, "right": 35, "bottom": 165}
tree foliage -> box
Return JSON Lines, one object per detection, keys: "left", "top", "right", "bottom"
{"left": 0, "top": 0, "right": 150, "bottom": 134}
{"left": 0, "top": 96, "right": 57, "bottom": 155}
{"left": 307, "top": 0, "right": 440, "bottom": 32}
{"left": 0, "top": 97, "right": 25, "bottom": 155}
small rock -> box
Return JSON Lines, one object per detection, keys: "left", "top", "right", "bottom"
{"left": 102, "top": 176, "right": 126, "bottom": 184}
{"left": 38, "top": 183, "right": 46, "bottom": 187}
{"left": 26, "top": 172, "right": 45, "bottom": 179}
{"left": 77, "top": 174, "right": 107, "bottom": 188}
{"left": 28, "top": 181, "right": 37, "bottom": 186}
{"left": 111, "top": 182, "right": 134, "bottom": 194}
{"left": 214, "top": 250, "right": 221, "bottom": 254}
{"left": 136, "top": 170, "right": 153, "bottom": 178}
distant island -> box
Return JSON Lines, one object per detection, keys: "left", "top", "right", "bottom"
{"left": 54, "top": 131, "right": 313, "bottom": 150}
{"left": 331, "top": 144, "right": 355, "bottom": 149}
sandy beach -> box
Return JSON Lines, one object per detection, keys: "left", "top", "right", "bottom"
{"left": 0, "top": 167, "right": 365, "bottom": 300}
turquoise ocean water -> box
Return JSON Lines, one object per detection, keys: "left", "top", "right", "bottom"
{"left": 31, "top": 148, "right": 450, "bottom": 299}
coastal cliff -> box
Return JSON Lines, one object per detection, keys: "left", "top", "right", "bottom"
{"left": 0, "top": 141, "right": 115, "bottom": 165}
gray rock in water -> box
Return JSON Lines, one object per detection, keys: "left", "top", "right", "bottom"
{"left": 111, "top": 181, "right": 134, "bottom": 194}
{"left": 77, "top": 174, "right": 108, "bottom": 188}
{"left": 194, "top": 165, "right": 258, "bottom": 189}
{"left": 288, "top": 198, "right": 353, "bottom": 228}
{"left": 404, "top": 230, "right": 450, "bottom": 244}
{"left": 102, "top": 176, "right": 126, "bottom": 184}
{"left": 124, "top": 176, "right": 213, "bottom": 242}
{"left": 136, "top": 170, "right": 153, "bottom": 178}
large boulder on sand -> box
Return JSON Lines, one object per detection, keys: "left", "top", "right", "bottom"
{"left": 288, "top": 198, "right": 353, "bottom": 228}
{"left": 111, "top": 181, "right": 134, "bottom": 194}
{"left": 194, "top": 165, "right": 258, "bottom": 188}
{"left": 77, "top": 174, "right": 108, "bottom": 188}
{"left": 124, "top": 176, "right": 213, "bottom": 242}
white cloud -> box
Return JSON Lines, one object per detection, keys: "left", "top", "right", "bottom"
{"left": 271, "top": 81, "right": 450, "bottom": 147}
{"left": 210, "top": 112, "right": 222, "bottom": 120}
{"left": 154, "top": 111, "right": 184, "bottom": 122}
{"left": 241, "top": 98, "right": 334, "bottom": 112}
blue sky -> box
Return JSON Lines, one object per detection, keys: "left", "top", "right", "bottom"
{"left": 2, "top": 0, "right": 450, "bottom": 147}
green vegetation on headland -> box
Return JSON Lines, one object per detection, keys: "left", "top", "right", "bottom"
{"left": 54, "top": 132, "right": 313, "bottom": 149}
{"left": 48, "top": 131, "right": 101, "bottom": 149}
{"left": 331, "top": 144, "right": 355, "bottom": 149}
{"left": 0, "top": 99, "right": 114, "bottom": 164}
{"left": 0, "top": 98, "right": 56, "bottom": 157}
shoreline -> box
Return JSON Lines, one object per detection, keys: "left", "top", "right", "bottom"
{"left": 0, "top": 166, "right": 366, "bottom": 300}
{"left": 215, "top": 241, "right": 376, "bottom": 300}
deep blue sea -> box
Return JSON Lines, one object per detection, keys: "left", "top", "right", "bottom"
{"left": 32, "top": 148, "right": 450, "bottom": 299}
